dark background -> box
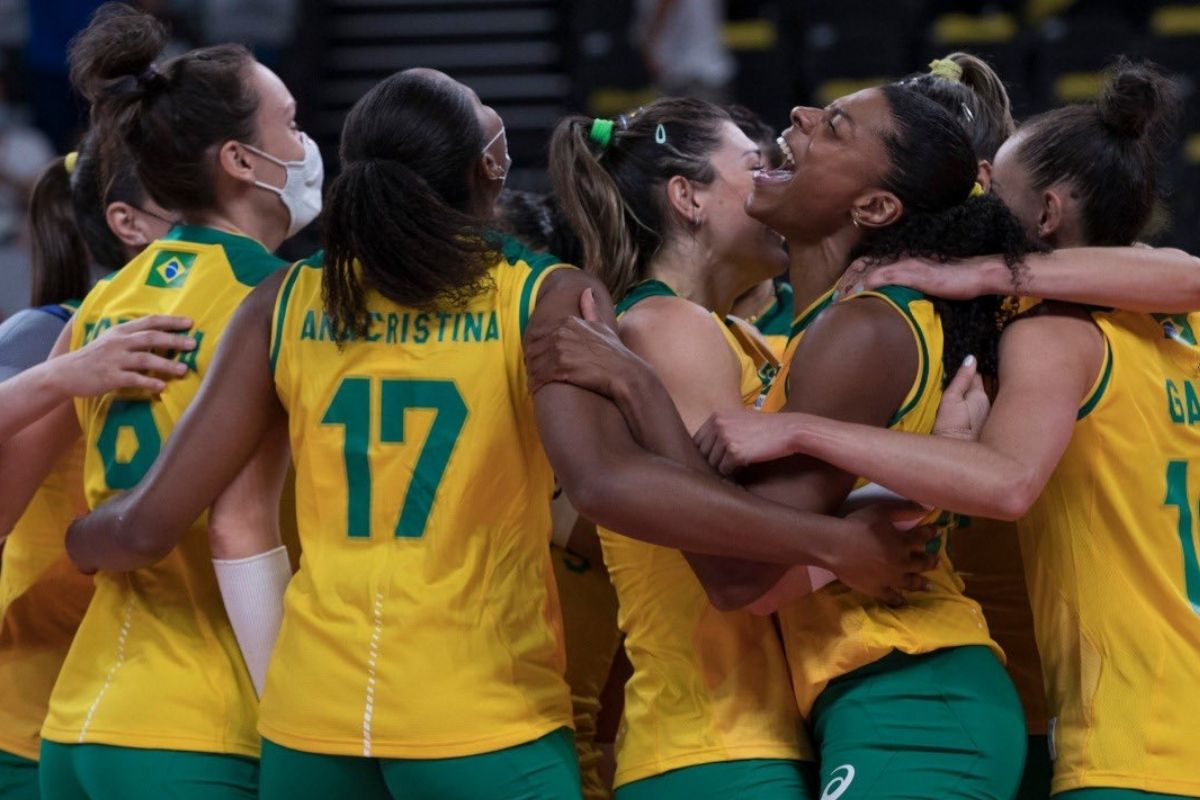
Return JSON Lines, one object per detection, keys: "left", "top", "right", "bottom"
{"left": 2, "top": 0, "right": 1198, "bottom": 298}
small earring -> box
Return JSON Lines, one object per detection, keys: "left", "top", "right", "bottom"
{"left": 851, "top": 214, "right": 861, "bottom": 228}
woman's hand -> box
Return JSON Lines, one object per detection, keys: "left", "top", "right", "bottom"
{"left": 828, "top": 502, "right": 939, "bottom": 607}
{"left": 932, "top": 355, "right": 991, "bottom": 441}
{"left": 837, "top": 255, "right": 1005, "bottom": 301}
{"left": 50, "top": 315, "right": 195, "bottom": 398}
{"left": 694, "top": 408, "right": 793, "bottom": 476}
{"left": 524, "top": 288, "right": 654, "bottom": 401}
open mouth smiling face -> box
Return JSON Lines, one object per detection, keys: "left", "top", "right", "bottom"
{"left": 746, "top": 88, "right": 893, "bottom": 243}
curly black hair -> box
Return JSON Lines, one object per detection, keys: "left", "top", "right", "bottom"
{"left": 850, "top": 83, "right": 1044, "bottom": 382}
{"left": 853, "top": 192, "right": 1045, "bottom": 382}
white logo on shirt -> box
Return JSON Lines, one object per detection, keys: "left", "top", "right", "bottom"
{"left": 821, "top": 764, "right": 856, "bottom": 800}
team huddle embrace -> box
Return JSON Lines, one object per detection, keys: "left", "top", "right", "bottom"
{"left": 0, "top": 3, "right": 1198, "bottom": 800}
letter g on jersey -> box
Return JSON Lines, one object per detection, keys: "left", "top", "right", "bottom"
{"left": 821, "top": 764, "right": 856, "bottom": 800}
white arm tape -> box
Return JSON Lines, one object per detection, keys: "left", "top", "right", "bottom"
{"left": 213, "top": 545, "right": 292, "bottom": 698}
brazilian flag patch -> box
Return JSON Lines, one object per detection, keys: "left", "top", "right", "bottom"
{"left": 146, "top": 250, "right": 196, "bottom": 289}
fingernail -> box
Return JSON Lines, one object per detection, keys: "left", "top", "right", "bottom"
{"left": 962, "top": 354, "right": 976, "bottom": 368}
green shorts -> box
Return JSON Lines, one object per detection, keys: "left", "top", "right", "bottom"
{"left": 811, "top": 645, "right": 1026, "bottom": 800}
{"left": 38, "top": 741, "right": 257, "bottom": 800}
{"left": 1018, "top": 735, "right": 1052, "bottom": 800}
{"left": 259, "top": 727, "right": 582, "bottom": 800}
{"left": 615, "top": 758, "right": 816, "bottom": 800}
{"left": 1058, "top": 791, "right": 1200, "bottom": 799}
{"left": 0, "top": 749, "right": 39, "bottom": 799}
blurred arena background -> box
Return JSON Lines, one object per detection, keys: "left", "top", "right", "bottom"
{"left": 1, "top": 0, "right": 1197, "bottom": 317}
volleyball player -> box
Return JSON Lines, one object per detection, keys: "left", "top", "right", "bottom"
{"left": 696, "top": 62, "right": 1200, "bottom": 800}
{"left": 0, "top": 133, "right": 182, "bottom": 799}
{"left": 549, "top": 99, "right": 810, "bottom": 798}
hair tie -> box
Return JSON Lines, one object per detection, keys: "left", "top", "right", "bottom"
{"left": 969, "top": 181, "right": 985, "bottom": 199}
{"left": 64, "top": 151, "right": 79, "bottom": 175}
{"left": 929, "top": 58, "right": 963, "bottom": 83}
{"left": 589, "top": 118, "right": 615, "bottom": 150}
{"left": 136, "top": 63, "right": 167, "bottom": 92}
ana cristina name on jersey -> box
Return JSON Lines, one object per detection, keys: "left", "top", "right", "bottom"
{"left": 298, "top": 309, "right": 501, "bottom": 345}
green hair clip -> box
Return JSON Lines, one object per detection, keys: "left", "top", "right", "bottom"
{"left": 928, "top": 58, "right": 963, "bottom": 82}
{"left": 589, "top": 118, "right": 615, "bottom": 149}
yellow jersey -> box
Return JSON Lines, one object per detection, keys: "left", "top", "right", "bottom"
{"left": 43, "top": 226, "right": 286, "bottom": 756}
{"left": 551, "top": 541, "right": 621, "bottom": 800}
{"left": 953, "top": 517, "right": 1048, "bottom": 734}
{"left": 952, "top": 294, "right": 1048, "bottom": 734}
{"left": 0, "top": 301, "right": 93, "bottom": 761}
{"left": 751, "top": 281, "right": 794, "bottom": 361}
{"left": 765, "top": 286, "right": 1000, "bottom": 715}
{"left": 600, "top": 280, "right": 809, "bottom": 789}
{"left": 1019, "top": 309, "right": 1200, "bottom": 796}
{"left": 260, "top": 238, "right": 573, "bottom": 758}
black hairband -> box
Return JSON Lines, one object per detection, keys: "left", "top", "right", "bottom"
{"left": 136, "top": 63, "right": 168, "bottom": 92}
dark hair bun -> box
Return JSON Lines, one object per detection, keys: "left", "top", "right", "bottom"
{"left": 1097, "top": 60, "right": 1181, "bottom": 143}
{"left": 68, "top": 2, "right": 167, "bottom": 102}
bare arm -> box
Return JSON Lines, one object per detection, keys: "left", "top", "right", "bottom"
{"left": 697, "top": 308, "right": 1105, "bottom": 520}
{"left": 529, "top": 271, "right": 933, "bottom": 581}
{"left": 859, "top": 246, "right": 1200, "bottom": 313}
{"left": 620, "top": 300, "right": 819, "bottom": 599}
{"left": 66, "top": 272, "right": 287, "bottom": 572}
{"left": 687, "top": 298, "right": 923, "bottom": 605}
{"left": 0, "top": 315, "right": 194, "bottom": 444}
{"left": 208, "top": 413, "right": 291, "bottom": 560}
{"left": 0, "top": 326, "right": 85, "bottom": 538}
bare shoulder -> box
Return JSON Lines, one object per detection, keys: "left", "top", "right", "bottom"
{"left": 619, "top": 296, "right": 721, "bottom": 348}
{"left": 537, "top": 265, "right": 604, "bottom": 301}
{"left": 801, "top": 294, "right": 916, "bottom": 354}
{"left": 1002, "top": 301, "right": 1102, "bottom": 351}
{"left": 999, "top": 302, "right": 1104, "bottom": 392}
{"left": 783, "top": 295, "right": 919, "bottom": 420}
{"left": 533, "top": 268, "right": 616, "bottom": 325}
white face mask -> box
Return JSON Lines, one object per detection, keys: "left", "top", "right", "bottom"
{"left": 241, "top": 132, "right": 324, "bottom": 238}
{"left": 481, "top": 125, "right": 511, "bottom": 184}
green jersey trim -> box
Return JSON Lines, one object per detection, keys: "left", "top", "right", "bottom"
{"left": 754, "top": 282, "right": 794, "bottom": 337}
{"left": 614, "top": 280, "right": 677, "bottom": 317}
{"left": 1076, "top": 336, "right": 1113, "bottom": 421}
{"left": 507, "top": 237, "right": 572, "bottom": 338}
{"left": 855, "top": 285, "right": 931, "bottom": 428}
{"left": 789, "top": 288, "right": 836, "bottom": 339}
{"left": 164, "top": 224, "right": 287, "bottom": 287}
{"left": 269, "top": 259, "right": 312, "bottom": 375}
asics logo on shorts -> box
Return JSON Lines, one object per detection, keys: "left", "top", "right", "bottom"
{"left": 821, "top": 764, "right": 856, "bottom": 800}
